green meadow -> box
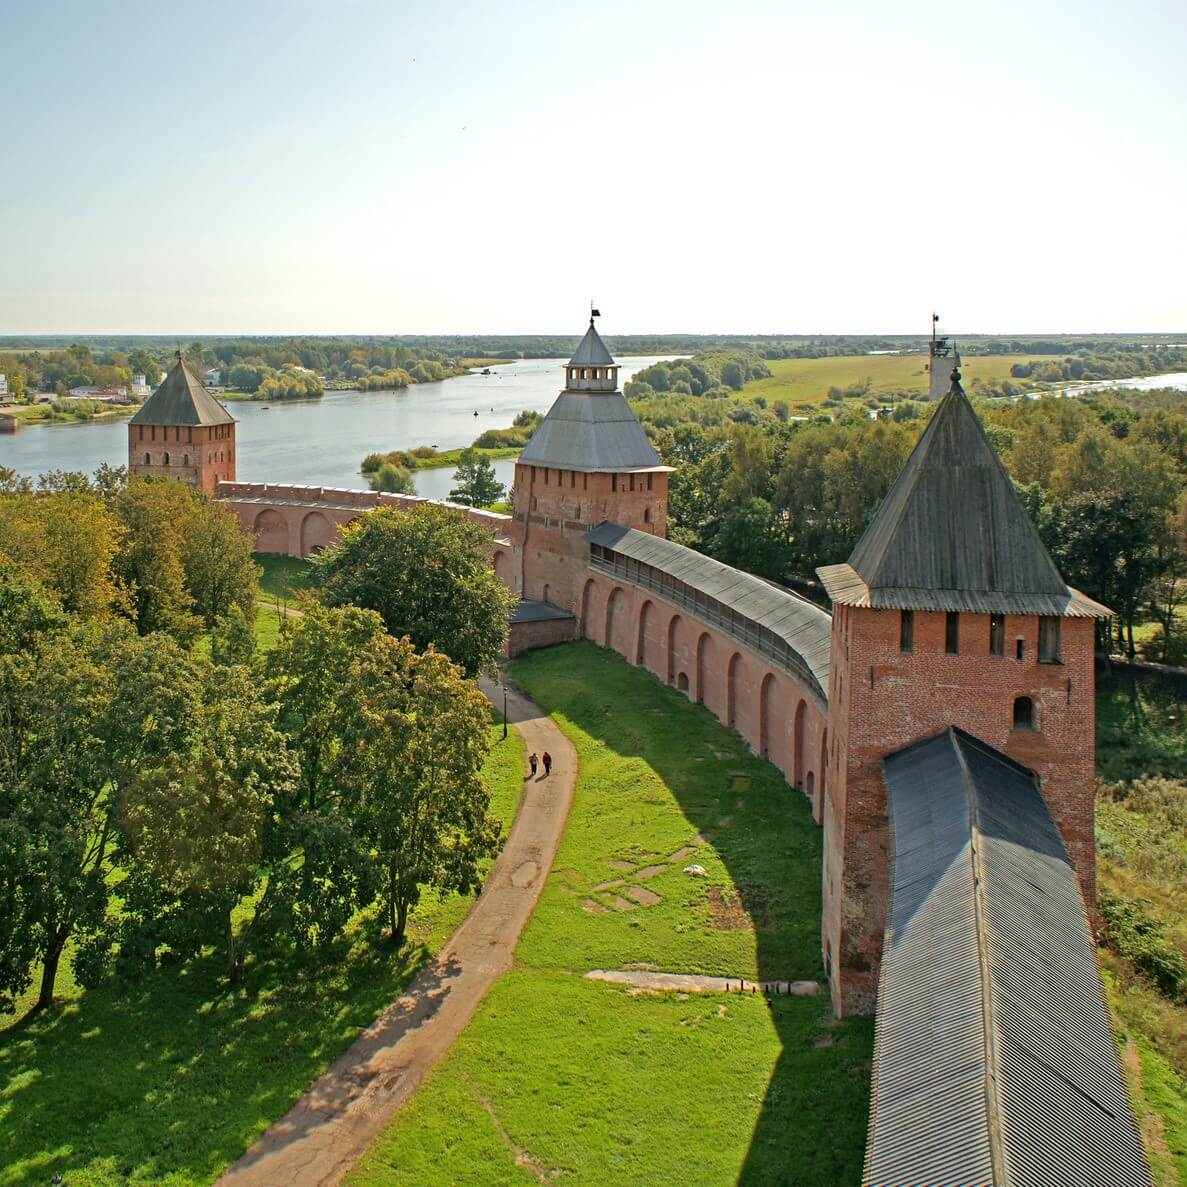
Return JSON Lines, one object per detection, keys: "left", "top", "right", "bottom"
{"left": 350, "top": 643, "right": 873, "bottom": 1187}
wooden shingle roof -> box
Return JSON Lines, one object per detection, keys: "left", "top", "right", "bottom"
{"left": 818, "top": 374, "right": 1109, "bottom": 617}
{"left": 130, "top": 356, "right": 234, "bottom": 428}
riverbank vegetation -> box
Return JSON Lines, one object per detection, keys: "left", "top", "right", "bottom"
{"left": 350, "top": 642, "right": 873, "bottom": 1187}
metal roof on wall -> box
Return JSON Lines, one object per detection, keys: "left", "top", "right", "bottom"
{"left": 866, "top": 727, "right": 1151, "bottom": 1187}
{"left": 130, "top": 357, "right": 235, "bottom": 427}
{"left": 587, "top": 522, "right": 831, "bottom": 699}
{"left": 819, "top": 376, "right": 1110, "bottom": 619}
{"left": 518, "top": 391, "right": 664, "bottom": 472}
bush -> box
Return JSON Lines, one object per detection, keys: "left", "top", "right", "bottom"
{"left": 1100, "top": 888, "right": 1187, "bottom": 1001}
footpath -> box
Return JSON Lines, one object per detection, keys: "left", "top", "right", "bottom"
{"left": 217, "top": 679, "right": 576, "bottom": 1187}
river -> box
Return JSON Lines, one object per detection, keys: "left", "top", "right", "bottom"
{"left": 0, "top": 356, "right": 673, "bottom": 501}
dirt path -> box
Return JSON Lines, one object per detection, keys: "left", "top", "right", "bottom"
{"left": 217, "top": 679, "right": 576, "bottom": 1187}
{"left": 584, "top": 969, "right": 818, "bottom": 995}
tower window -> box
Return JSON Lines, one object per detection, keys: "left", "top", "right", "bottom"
{"left": 644, "top": 507, "right": 652, "bottom": 524}
{"left": 144, "top": 452, "right": 150, "bottom": 464}
{"left": 647, "top": 473, "right": 653, "bottom": 491}
{"left": 945, "top": 611, "right": 960, "bottom": 655}
{"left": 1016, "top": 638, "right": 1025, "bottom": 660}
{"left": 900, "top": 609, "right": 914, "bottom": 653}
{"left": 182, "top": 454, "right": 189, "bottom": 465}
{"left": 1039, "top": 617, "right": 1061, "bottom": 663}
{"left": 163, "top": 452, "right": 170, "bottom": 464}
{"left": 612, "top": 474, "right": 618, "bottom": 492}
{"left": 990, "top": 614, "right": 1005, "bottom": 656}
{"left": 1013, "top": 695, "right": 1035, "bottom": 730}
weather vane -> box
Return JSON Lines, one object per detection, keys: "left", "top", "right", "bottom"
{"left": 590, "top": 301, "right": 601, "bottom": 323}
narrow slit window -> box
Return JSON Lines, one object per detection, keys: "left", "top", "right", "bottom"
{"left": 1016, "top": 638, "right": 1025, "bottom": 660}
{"left": 945, "top": 611, "right": 960, "bottom": 655}
{"left": 990, "top": 614, "right": 1005, "bottom": 656}
{"left": 1039, "top": 616, "right": 1061, "bottom": 663}
{"left": 899, "top": 609, "right": 914, "bottom": 653}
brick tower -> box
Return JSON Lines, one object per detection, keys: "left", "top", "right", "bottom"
{"left": 816, "top": 369, "right": 1110, "bottom": 1016}
{"left": 128, "top": 353, "right": 236, "bottom": 495}
{"left": 512, "top": 318, "right": 670, "bottom": 612}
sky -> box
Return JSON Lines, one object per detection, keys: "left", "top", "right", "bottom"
{"left": 2, "top": 0, "right": 1185, "bottom": 335}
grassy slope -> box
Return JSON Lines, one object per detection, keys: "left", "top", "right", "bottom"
{"left": 1096, "top": 675, "right": 1187, "bottom": 1184}
{"left": 350, "top": 643, "right": 872, "bottom": 1187}
{"left": 743, "top": 352, "right": 1051, "bottom": 408}
{"left": 0, "top": 723, "right": 524, "bottom": 1187}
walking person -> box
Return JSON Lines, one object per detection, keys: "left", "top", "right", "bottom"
{"left": 528, "top": 752, "right": 538, "bottom": 778}
{"left": 542, "top": 751, "right": 552, "bottom": 777}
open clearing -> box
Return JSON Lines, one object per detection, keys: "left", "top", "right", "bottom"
{"left": 349, "top": 642, "right": 873, "bottom": 1187}
{"left": 743, "top": 352, "right": 1051, "bottom": 408}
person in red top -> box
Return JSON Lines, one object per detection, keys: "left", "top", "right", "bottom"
{"left": 542, "top": 751, "right": 552, "bottom": 776}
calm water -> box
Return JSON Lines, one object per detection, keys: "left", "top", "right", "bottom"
{"left": 0, "top": 356, "right": 672, "bottom": 501}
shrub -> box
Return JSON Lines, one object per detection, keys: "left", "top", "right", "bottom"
{"left": 1100, "top": 888, "right": 1187, "bottom": 1001}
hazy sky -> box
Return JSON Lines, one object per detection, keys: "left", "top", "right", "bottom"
{"left": 2, "top": 0, "right": 1185, "bottom": 334}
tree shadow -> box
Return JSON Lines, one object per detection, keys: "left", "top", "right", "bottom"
{"left": 509, "top": 642, "right": 873, "bottom": 1186}
{"left": 0, "top": 919, "right": 434, "bottom": 1185}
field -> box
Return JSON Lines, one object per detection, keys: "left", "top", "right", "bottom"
{"left": 742, "top": 352, "right": 1053, "bottom": 409}
{"left": 1096, "top": 672, "right": 1187, "bottom": 1184}
{"left": 0, "top": 723, "right": 525, "bottom": 1187}
{"left": 350, "top": 642, "right": 873, "bottom": 1187}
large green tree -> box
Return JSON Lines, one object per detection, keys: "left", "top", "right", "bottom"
{"left": 0, "top": 622, "right": 200, "bottom": 1011}
{"left": 342, "top": 637, "right": 497, "bottom": 946}
{"left": 312, "top": 504, "right": 514, "bottom": 676}
{"left": 449, "top": 448, "right": 504, "bottom": 507}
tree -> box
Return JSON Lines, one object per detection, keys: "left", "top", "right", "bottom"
{"left": 0, "top": 623, "right": 201, "bottom": 1011}
{"left": 712, "top": 497, "right": 790, "bottom": 581}
{"left": 312, "top": 504, "right": 514, "bottom": 677}
{"left": 113, "top": 480, "right": 201, "bottom": 641}
{"left": 179, "top": 494, "right": 259, "bottom": 628}
{"left": 343, "top": 638, "right": 497, "bottom": 946}
{"left": 0, "top": 562, "right": 66, "bottom": 655}
{"left": 0, "top": 490, "right": 123, "bottom": 617}
{"left": 449, "top": 448, "right": 504, "bottom": 507}
{"left": 115, "top": 664, "right": 297, "bottom": 984}
{"left": 370, "top": 461, "right": 415, "bottom": 494}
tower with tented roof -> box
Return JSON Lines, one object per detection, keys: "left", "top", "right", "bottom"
{"left": 128, "top": 353, "right": 236, "bottom": 495}
{"left": 816, "top": 365, "right": 1110, "bottom": 1016}
{"left": 512, "top": 316, "right": 671, "bottom": 612}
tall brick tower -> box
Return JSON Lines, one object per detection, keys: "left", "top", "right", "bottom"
{"left": 512, "top": 318, "right": 670, "bottom": 612}
{"left": 128, "top": 352, "right": 236, "bottom": 496}
{"left": 816, "top": 369, "right": 1110, "bottom": 1016}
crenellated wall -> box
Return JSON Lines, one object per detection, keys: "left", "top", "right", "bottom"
{"left": 218, "top": 482, "right": 520, "bottom": 580}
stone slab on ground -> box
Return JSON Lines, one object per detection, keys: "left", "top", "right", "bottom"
{"left": 216, "top": 679, "right": 577, "bottom": 1187}
{"left": 584, "top": 969, "right": 819, "bottom": 996}
{"left": 622, "top": 885, "right": 662, "bottom": 906}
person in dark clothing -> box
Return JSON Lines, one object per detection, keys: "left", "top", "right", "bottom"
{"left": 528, "top": 752, "right": 538, "bottom": 778}
{"left": 542, "top": 751, "right": 552, "bottom": 776}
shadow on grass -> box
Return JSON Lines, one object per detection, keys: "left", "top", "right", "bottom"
{"left": 0, "top": 924, "right": 428, "bottom": 1186}
{"left": 509, "top": 641, "right": 873, "bottom": 1187}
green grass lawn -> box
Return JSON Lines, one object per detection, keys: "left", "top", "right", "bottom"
{"left": 0, "top": 722, "right": 524, "bottom": 1187}
{"left": 350, "top": 642, "right": 872, "bottom": 1187}
{"left": 743, "top": 352, "right": 1051, "bottom": 409}
{"left": 255, "top": 552, "right": 313, "bottom": 607}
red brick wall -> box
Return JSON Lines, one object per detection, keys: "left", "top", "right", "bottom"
{"left": 129, "top": 422, "right": 237, "bottom": 495}
{"left": 507, "top": 614, "right": 577, "bottom": 656}
{"left": 823, "top": 605, "right": 1097, "bottom": 1015}
{"left": 577, "top": 569, "right": 828, "bottom": 801}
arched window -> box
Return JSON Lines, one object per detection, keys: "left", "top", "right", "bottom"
{"left": 163, "top": 451, "right": 170, "bottom": 464}
{"left": 182, "top": 454, "right": 189, "bottom": 465}
{"left": 1013, "top": 695, "right": 1035, "bottom": 729}
{"left": 644, "top": 507, "right": 652, "bottom": 524}
{"left": 144, "top": 452, "right": 150, "bottom": 464}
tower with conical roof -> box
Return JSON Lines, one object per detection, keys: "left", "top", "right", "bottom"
{"left": 128, "top": 353, "right": 236, "bottom": 495}
{"left": 816, "top": 368, "right": 1110, "bottom": 1015}
{"left": 512, "top": 317, "right": 671, "bottom": 612}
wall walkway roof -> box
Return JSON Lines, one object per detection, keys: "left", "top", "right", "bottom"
{"left": 866, "top": 727, "right": 1151, "bottom": 1187}
{"left": 587, "top": 522, "right": 831, "bottom": 702}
